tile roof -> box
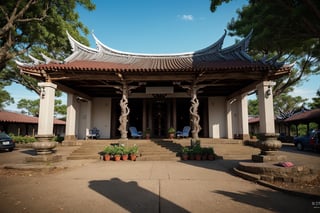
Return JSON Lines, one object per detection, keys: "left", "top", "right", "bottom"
{"left": 16, "top": 30, "right": 292, "bottom": 98}
{"left": 248, "top": 117, "right": 260, "bottom": 123}
{"left": 17, "top": 30, "right": 290, "bottom": 74}
{"left": 284, "top": 108, "right": 320, "bottom": 123}
{"left": 0, "top": 110, "right": 65, "bottom": 125}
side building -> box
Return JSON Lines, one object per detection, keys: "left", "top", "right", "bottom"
{"left": 0, "top": 110, "right": 65, "bottom": 136}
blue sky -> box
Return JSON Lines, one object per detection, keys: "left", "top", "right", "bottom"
{"left": 5, "top": 0, "right": 320, "bottom": 111}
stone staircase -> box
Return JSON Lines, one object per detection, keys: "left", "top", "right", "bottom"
{"left": 67, "top": 140, "right": 107, "bottom": 160}
{"left": 139, "top": 139, "right": 183, "bottom": 161}
{"left": 67, "top": 139, "right": 184, "bottom": 161}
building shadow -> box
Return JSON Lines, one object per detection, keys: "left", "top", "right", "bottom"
{"left": 213, "top": 189, "right": 315, "bottom": 212}
{"left": 88, "top": 178, "right": 189, "bottom": 213}
{"left": 178, "top": 158, "right": 253, "bottom": 177}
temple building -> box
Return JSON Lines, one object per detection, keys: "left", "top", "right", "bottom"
{"left": 17, "top": 31, "right": 292, "bottom": 141}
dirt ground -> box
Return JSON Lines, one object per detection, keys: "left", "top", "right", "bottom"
{"left": 0, "top": 142, "right": 319, "bottom": 212}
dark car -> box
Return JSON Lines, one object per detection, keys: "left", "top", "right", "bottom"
{"left": 277, "top": 133, "right": 294, "bottom": 143}
{"left": 293, "top": 130, "right": 320, "bottom": 151}
{"left": 0, "top": 132, "right": 15, "bottom": 152}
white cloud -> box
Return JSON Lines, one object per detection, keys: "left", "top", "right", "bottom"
{"left": 290, "top": 88, "right": 316, "bottom": 102}
{"left": 178, "top": 14, "right": 194, "bottom": 21}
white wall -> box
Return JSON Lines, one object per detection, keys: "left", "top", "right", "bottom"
{"left": 92, "top": 98, "right": 112, "bottom": 138}
{"left": 77, "top": 101, "right": 89, "bottom": 139}
{"left": 208, "top": 97, "right": 227, "bottom": 138}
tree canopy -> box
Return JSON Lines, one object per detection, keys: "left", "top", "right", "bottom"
{"left": 17, "top": 97, "right": 66, "bottom": 118}
{"left": 0, "top": 0, "right": 95, "bottom": 97}
{"left": 308, "top": 89, "right": 320, "bottom": 109}
{"left": 210, "top": 0, "right": 320, "bottom": 96}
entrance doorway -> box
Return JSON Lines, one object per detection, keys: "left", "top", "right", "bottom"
{"left": 152, "top": 100, "right": 168, "bottom": 137}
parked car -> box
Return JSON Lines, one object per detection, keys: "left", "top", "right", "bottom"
{"left": 293, "top": 130, "right": 320, "bottom": 151}
{"left": 277, "top": 133, "right": 294, "bottom": 143}
{"left": 0, "top": 132, "right": 15, "bottom": 152}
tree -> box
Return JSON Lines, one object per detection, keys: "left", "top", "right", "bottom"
{"left": 210, "top": 0, "right": 320, "bottom": 96}
{"left": 308, "top": 89, "right": 320, "bottom": 109}
{"left": 0, "top": 83, "right": 14, "bottom": 109}
{"left": 17, "top": 90, "right": 67, "bottom": 118}
{"left": 247, "top": 88, "right": 307, "bottom": 120}
{"left": 248, "top": 99, "right": 258, "bottom": 116}
{"left": 0, "top": 0, "right": 95, "bottom": 94}
{"left": 274, "top": 93, "right": 307, "bottom": 119}
{"left": 17, "top": 99, "right": 39, "bottom": 116}
{"left": 17, "top": 98, "right": 67, "bottom": 118}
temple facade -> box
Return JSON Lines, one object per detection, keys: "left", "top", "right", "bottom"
{"left": 17, "top": 31, "right": 292, "bottom": 141}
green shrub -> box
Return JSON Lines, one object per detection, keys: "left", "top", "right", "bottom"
{"left": 11, "top": 135, "right": 37, "bottom": 144}
{"left": 52, "top": 136, "right": 64, "bottom": 143}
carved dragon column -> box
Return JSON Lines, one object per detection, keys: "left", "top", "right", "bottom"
{"left": 190, "top": 87, "right": 201, "bottom": 140}
{"left": 118, "top": 84, "right": 130, "bottom": 140}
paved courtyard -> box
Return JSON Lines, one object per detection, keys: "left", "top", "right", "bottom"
{"left": 0, "top": 142, "right": 319, "bottom": 212}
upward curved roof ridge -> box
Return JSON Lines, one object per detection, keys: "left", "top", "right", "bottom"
{"left": 220, "top": 29, "right": 253, "bottom": 54}
{"left": 63, "top": 30, "right": 258, "bottom": 64}
{"left": 69, "top": 30, "right": 236, "bottom": 59}
{"left": 92, "top": 32, "right": 194, "bottom": 57}
{"left": 194, "top": 30, "right": 226, "bottom": 55}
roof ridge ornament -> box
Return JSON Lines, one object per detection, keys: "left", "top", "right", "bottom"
{"left": 220, "top": 29, "right": 253, "bottom": 54}
{"left": 29, "top": 55, "right": 44, "bottom": 65}
{"left": 40, "top": 53, "right": 62, "bottom": 64}
{"left": 66, "top": 31, "right": 97, "bottom": 54}
{"left": 194, "top": 29, "right": 227, "bottom": 55}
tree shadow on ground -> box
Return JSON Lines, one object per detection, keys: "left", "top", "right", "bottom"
{"left": 213, "top": 188, "right": 316, "bottom": 212}
{"left": 88, "top": 178, "right": 190, "bottom": 213}
{"left": 178, "top": 157, "right": 253, "bottom": 176}
{"left": 20, "top": 149, "right": 37, "bottom": 156}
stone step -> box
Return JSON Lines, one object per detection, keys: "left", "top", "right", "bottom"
{"left": 67, "top": 139, "right": 183, "bottom": 161}
{"left": 67, "top": 138, "right": 244, "bottom": 161}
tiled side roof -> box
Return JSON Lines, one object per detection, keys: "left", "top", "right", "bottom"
{"left": 248, "top": 117, "right": 260, "bottom": 123}
{"left": 284, "top": 108, "right": 320, "bottom": 123}
{"left": 0, "top": 110, "right": 65, "bottom": 125}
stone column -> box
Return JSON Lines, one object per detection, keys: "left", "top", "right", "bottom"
{"left": 118, "top": 93, "right": 129, "bottom": 140}
{"left": 257, "top": 81, "right": 276, "bottom": 134}
{"left": 143, "top": 99, "right": 147, "bottom": 131}
{"left": 226, "top": 100, "right": 233, "bottom": 139}
{"left": 253, "top": 81, "right": 284, "bottom": 162}
{"left": 172, "top": 98, "right": 177, "bottom": 130}
{"left": 65, "top": 93, "right": 77, "bottom": 141}
{"left": 85, "top": 100, "right": 92, "bottom": 140}
{"left": 190, "top": 89, "right": 201, "bottom": 140}
{"left": 33, "top": 82, "right": 57, "bottom": 154}
{"left": 238, "top": 94, "right": 249, "bottom": 140}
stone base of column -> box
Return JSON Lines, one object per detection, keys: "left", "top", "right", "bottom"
{"left": 119, "top": 137, "right": 128, "bottom": 141}
{"left": 235, "top": 134, "right": 250, "bottom": 140}
{"left": 34, "top": 135, "right": 56, "bottom": 155}
{"left": 64, "top": 135, "right": 77, "bottom": 141}
{"left": 25, "top": 154, "right": 62, "bottom": 163}
{"left": 252, "top": 133, "right": 286, "bottom": 162}
{"left": 252, "top": 153, "right": 287, "bottom": 162}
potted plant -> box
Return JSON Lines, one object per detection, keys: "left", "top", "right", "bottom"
{"left": 129, "top": 144, "right": 139, "bottom": 161}
{"left": 193, "top": 145, "right": 202, "bottom": 161}
{"left": 188, "top": 148, "right": 195, "bottom": 160}
{"left": 121, "top": 146, "right": 129, "bottom": 161}
{"left": 144, "top": 128, "right": 151, "bottom": 139}
{"left": 201, "top": 147, "right": 208, "bottom": 160}
{"left": 113, "top": 145, "right": 123, "bottom": 161}
{"left": 181, "top": 146, "right": 189, "bottom": 160}
{"left": 103, "top": 145, "right": 113, "bottom": 161}
{"left": 168, "top": 127, "right": 176, "bottom": 139}
{"left": 207, "top": 147, "right": 215, "bottom": 160}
